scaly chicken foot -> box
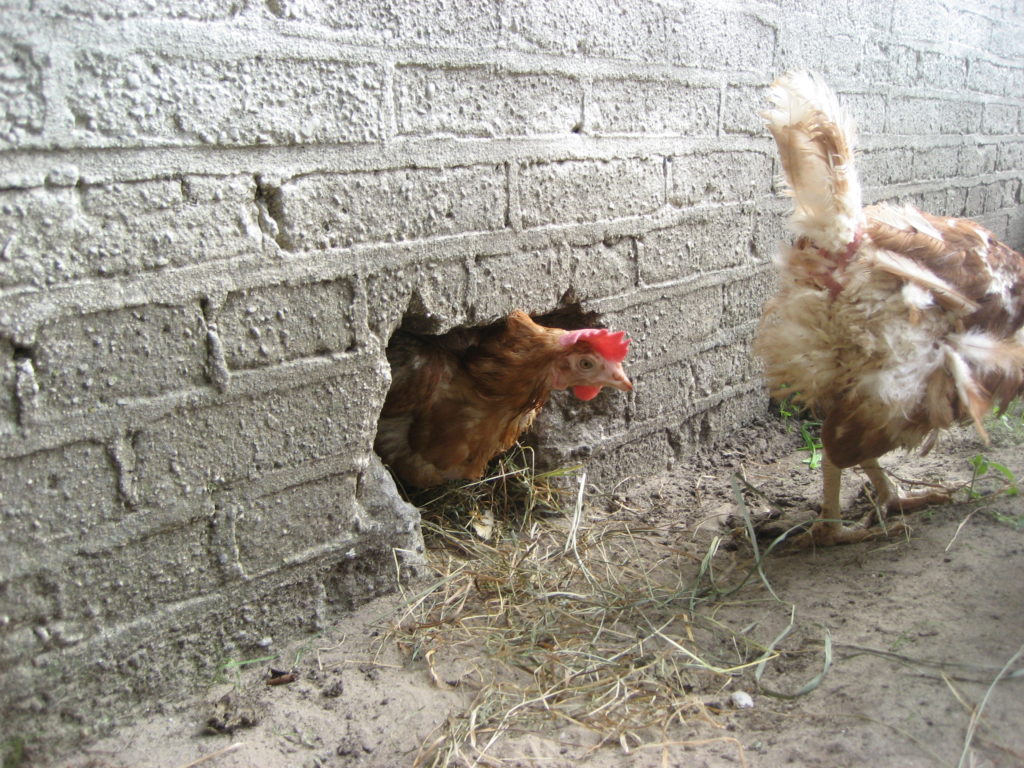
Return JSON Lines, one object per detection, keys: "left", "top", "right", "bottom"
{"left": 858, "top": 458, "right": 953, "bottom": 526}
{"left": 791, "top": 459, "right": 896, "bottom": 547}
{"left": 793, "top": 457, "right": 955, "bottom": 547}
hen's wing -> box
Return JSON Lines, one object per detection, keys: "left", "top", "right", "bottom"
{"left": 868, "top": 206, "right": 1024, "bottom": 417}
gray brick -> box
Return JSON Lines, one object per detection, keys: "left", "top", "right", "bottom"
{"left": 396, "top": 65, "right": 581, "bottom": 137}
{"left": 35, "top": 0, "right": 248, "bottom": 20}
{"left": 366, "top": 258, "right": 470, "bottom": 339}
{"left": 540, "top": 368, "right": 630, "bottom": 430}
{"left": 275, "top": 166, "right": 507, "bottom": 251}
{"left": 470, "top": 239, "right": 637, "bottom": 316}
{"left": 988, "top": 179, "right": 1020, "bottom": 212}
{"left": 0, "top": 442, "right": 125, "bottom": 553}
{"left": 752, "top": 206, "right": 788, "bottom": 262}
{"left": 722, "top": 85, "right": 762, "bottom": 137}
{"left": 586, "top": 430, "right": 675, "bottom": 486}
{"left": 61, "top": 519, "right": 220, "bottom": 624}
{"left": 133, "top": 372, "right": 381, "bottom": 507}
{"left": 639, "top": 209, "right": 753, "bottom": 285}
{"left": 232, "top": 473, "right": 359, "bottom": 574}
{"left": 721, "top": 271, "right": 773, "bottom": 329}
{"left": 982, "top": 103, "right": 1020, "bottom": 135}
{"left": 665, "top": 7, "right": 774, "bottom": 72}
{"left": 950, "top": 7, "right": 993, "bottom": 50}
{"left": 919, "top": 52, "right": 968, "bottom": 91}
{"left": 606, "top": 287, "right": 723, "bottom": 362}
{"left": 990, "top": 20, "right": 1024, "bottom": 60}
{"left": 863, "top": 42, "right": 919, "bottom": 88}
{"left": 391, "top": 0, "right": 501, "bottom": 47}
{"left": 691, "top": 339, "right": 758, "bottom": 399}
{"left": 936, "top": 187, "right": 969, "bottom": 218}
{"left": 0, "top": 573, "right": 60, "bottom": 643}
{"left": 569, "top": 239, "right": 636, "bottom": 299}
{"left": 0, "top": 338, "right": 15, "bottom": 428}
{"left": 69, "top": 51, "right": 384, "bottom": 147}
{"left": 859, "top": 147, "right": 915, "bottom": 185}
{"left": 969, "top": 60, "right": 1018, "bottom": 97}
{"left": 960, "top": 142, "right": 999, "bottom": 176}
{"left": 917, "top": 188, "right": 952, "bottom": 217}
{"left": 520, "top": 158, "right": 663, "bottom": 228}
{"left": 888, "top": 98, "right": 982, "bottom": 135}
{"left": 282, "top": 0, "right": 501, "bottom": 49}
{"left": 633, "top": 364, "right": 694, "bottom": 423}
{"left": 969, "top": 180, "right": 1015, "bottom": 214}
{"left": 470, "top": 248, "right": 575, "bottom": 317}
{"left": 703, "top": 390, "right": 767, "bottom": 441}
{"left": 1008, "top": 207, "right": 1024, "bottom": 251}
{"left": 836, "top": 92, "right": 886, "bottom": 136}
{"left": 668, "top": 151, "right": 772, "bottom": 207}
{"left": 0, "top": 36, "right": 44, "bottom": 149}
{"left": 913, "top": 146, "right": 961, "bottom": 181}
{"left": 589, "top": 80, "right": 717, "bottom": 136}
{"left": 776, "top": 16, "right": 860, "bottom": 78}
{"left": 34, "top": 303, "right": 208, "bottom": 413}
{"left": 504, "top": 0, "right": 666, "bottom": 61}
{"left": 220, "top": 279, "right": 356, "bottom": 371}
{"left": 974, "top": 212, "right": 1012, "bottom": 244}
{"left": 0, "top": 626, "right": 42, "bottom": 672}
{"left": 892, "top": 0, "right": 953, "bottom": 44}
{"left": 997, "top": 141, "right": 1024, "bottom": 172}
{"left": 0, "top": 176, "right": 261, "bottom": 288}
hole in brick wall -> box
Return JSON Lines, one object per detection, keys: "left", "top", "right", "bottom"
{"left": 374, "top": 292, "right": 606, "bottom": 492}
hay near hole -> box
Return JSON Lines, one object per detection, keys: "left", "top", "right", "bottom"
{"left": 389, "top": 447, "right": 774, "bottom": 767}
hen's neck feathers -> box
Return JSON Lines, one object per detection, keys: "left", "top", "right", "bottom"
{"left": 465, "top": 311, "right": 567, "bottom": 407}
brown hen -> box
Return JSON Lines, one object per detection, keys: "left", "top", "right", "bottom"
{"left": 375, "top": 310, "right": 632, "bottom": 489}
{"left": 756, "top": 72, "right": 1024, "bottom": 545}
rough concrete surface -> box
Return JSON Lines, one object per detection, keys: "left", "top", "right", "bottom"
{"left": 1, "top": 0, "right": 1023, "bottom": 760}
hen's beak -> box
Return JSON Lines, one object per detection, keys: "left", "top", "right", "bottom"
{"left": 608, "top": 362, "right": 633, "bottom": 392}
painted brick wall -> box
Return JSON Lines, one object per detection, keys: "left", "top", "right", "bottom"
{"left": 2, "top": 0, "right": 1023, "bottom": 755}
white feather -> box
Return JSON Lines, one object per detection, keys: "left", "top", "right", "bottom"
{"left": 871, "top": 204, "right": 945, "bottom": 241}
{"left": 944, "top": 347, "right": 982, "bottom": 410}
{"left": 901, "top": 282, "right": 934, "bottom": 311}
{"left": 951, "top": 330, "right": 1020, "bottom": 375}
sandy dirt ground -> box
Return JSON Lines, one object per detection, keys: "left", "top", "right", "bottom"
{"left": 52, "top": 416, "right": 1024, "bottom": 768}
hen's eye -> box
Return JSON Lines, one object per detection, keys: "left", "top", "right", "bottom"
{"left": 578, "top": 358, "right": 596, "bottom": 370}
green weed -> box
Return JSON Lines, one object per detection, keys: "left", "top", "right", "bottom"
{"left": 776, "top": 396, "right": 823, "bottom": 470}
{"left": 213, "top": 653, "right": 279, "bottom": 687}
{"left": 1, "top": 737, "right": 28, "bottom": 768}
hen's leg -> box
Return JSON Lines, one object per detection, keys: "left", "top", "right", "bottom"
{"left": 859, "top": 458, "right": 952, "bottom": 526}
{"left": 798, "top": 457, "right": 902, "bottom": 546}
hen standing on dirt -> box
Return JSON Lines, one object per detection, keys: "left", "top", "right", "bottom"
{"left": 755, "top": 71, "right": 1024, "bottom": 546}
{"left": 375, "top": 310, "right": 633, "bottom": 489}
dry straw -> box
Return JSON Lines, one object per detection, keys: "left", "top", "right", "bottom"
{"left": 390, "top": 446, "right": 796, "bottom": 767}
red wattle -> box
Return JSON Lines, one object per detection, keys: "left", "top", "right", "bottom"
{"left": 572, "top": 385, "right": 601, "bottom": 401}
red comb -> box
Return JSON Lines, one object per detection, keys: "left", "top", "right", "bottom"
{"left": 559, "top": 328, "right": 631, "bottom": 362}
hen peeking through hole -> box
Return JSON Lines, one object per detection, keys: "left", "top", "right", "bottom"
{"left": 374, "top": 307, "right": 633, "bottom": 489}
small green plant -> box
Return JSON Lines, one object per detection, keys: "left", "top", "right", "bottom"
{"left": 989, "top": 400, "right": 1024, "bottom": 443}
{"left": 213, "top": 653, "right": 279, "bottom": 687}
{"left": 797, "top": 419, "right": 823, "bottom": 469}
{"left": 776, "top": 396, "right": 823, "bottom": 470}
{"left": 966, "top": 454, "right": 1019, "bottom": 499}
{"left": 2, "top": 736, "right": 28, "bottom": 768}
{"left": 965, "top": 453, "right": 1023, "bottom": 530}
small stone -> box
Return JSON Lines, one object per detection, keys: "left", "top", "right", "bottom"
{"left": 730, "top": 691, "right": 754, "bottom": 709}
